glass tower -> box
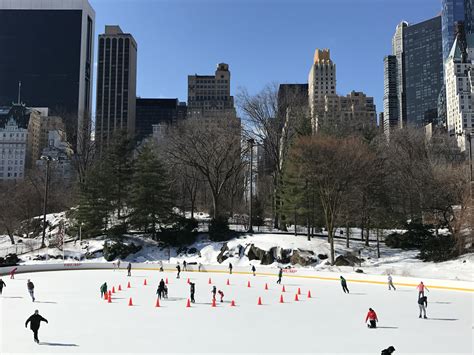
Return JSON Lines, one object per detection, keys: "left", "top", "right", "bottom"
{"left": 442, "top": 0, "right": 466, "bottom": 61}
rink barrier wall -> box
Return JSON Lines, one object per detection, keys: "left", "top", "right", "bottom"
{"left": 0, "top": 262, "right": 472, "bottom": 293}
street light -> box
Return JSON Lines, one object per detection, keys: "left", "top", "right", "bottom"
{"left": 40, "top": 155, "right": 54, "bottom": 248}
{"left": 247, "top": 138, "right": 255, "bottom": 234}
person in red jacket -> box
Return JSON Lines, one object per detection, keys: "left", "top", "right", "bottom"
{"left": 416, "top": 281, "right": 429, "bottom": 298}
{"left": 365, "top": 308, "right": 378, "bottom": 328}
{"left": 10, "top": 267, "right": 18, "bottom": 279}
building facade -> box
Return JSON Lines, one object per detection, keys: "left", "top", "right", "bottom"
{"left": 135, "top": 98, "right": 187, "bottom": 142}
{"left": 442, "top": 0, "right": 466, "bottom": 61}
{"left": 445, "top": 26, "right": 474, "bottom": 151}
{"left": 0, "top": 114, "right": 27, "bottom": 180}
{"left": 465, "top": 0, "right": 474, "bottom": 33}
{"left": 383, "top": 55, "right": 399, "bottom": 138}
{"left": 0, "top": 0, "right": 95, "bottom": 151}
{"left": 36, "top": 130, "right": 73, "bottom": 181}
{"left": 187, "top": 63, "right": 236, "bottom": 120}
{"left": 95, "top": 25, "right": 137, "bottom": 152}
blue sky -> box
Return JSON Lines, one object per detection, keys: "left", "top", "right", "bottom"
{"left": 90, "top": 0, "right": 442, "bottom": 114}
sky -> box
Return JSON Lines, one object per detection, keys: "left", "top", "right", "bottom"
{"left": 90, "top": 0, "right": 442, "bottom": 114}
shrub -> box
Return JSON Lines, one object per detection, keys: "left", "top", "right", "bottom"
{"left": 0, "top": 253, "right": 20, "bottom": 267}
{"left": 107, "top": 223, "right": 128, "bottom": 238}
{"left": 385, "top": 222, "right": 432, "bottom": 249}
{"left": 419, "top": 234, "right": 457, "bottom": 262}
{"left": 209, "top": 216, "right": 235, "bottom": 242}
{"left": 158, "top": 217, "right": 198, "bottom": 247}
{"left": 103, "top": 241, "right": 141, "bottom": 261}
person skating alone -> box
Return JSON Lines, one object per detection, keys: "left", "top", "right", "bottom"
{"left": 211, "top": 285, "right": 217, "bottom": 301}
{"left": 0, "top": 278, "right": 6, "bottom": 295}
{"left": 218, "top": 290, "right": 224, "bottom": 302}
{"left": 183, "top": 260, "right": 187, "bottom": 271}
{"left": 418, "top": 295, "right": 428, "bottom": 319}
{"left": 190, "top": 282, "right": 195, "bottom": 303}
{"left": 417, "top": 281, "right": 429, "bottom": 298}
{"left": 10, "top": 267, "right": 17, "bottom": 279}
{"left": 388, "top": 274, "right": 396, "bottom": 291}
{"left": 157, "top": 279, "right": 166, "bottom": 299}
{"left": 365, "top": 308, "right": 378, "bottom": 328}
{"left": 159, "top": 261, "right": 164, "bottom": 272}
{"left": 251, "top": 265, "right": 256, "bottom": 276}
{"left": 277, "top": 267, "right": 283, "bottom": 284}
{"left": 340, "top": 276, "right": 349, "bottom": 293}
{"left": 25, "top": 310, "right": 48, "bottom": 343}
{"left": 127, "top": 263, "right": 132, "bottom": 277}
{"left": 198, "top": 263, "right": 202, "bottom": 272}
{"left": 27, "top": 279, "right": 35, "bottom": 302}
{"left": 176, "top": 264, "right": 181, "bottom": 279}
{"left": 229, "top": 263, "right": 233, "bottom": 275}
{"left": 100, "top": 282, "right": 108, "bottom": 298}
{"left": 381, "top": 346, "right": 396, "bottom": 354}
{"left": 114, "top": 259, "right": 121, "bottom": 271}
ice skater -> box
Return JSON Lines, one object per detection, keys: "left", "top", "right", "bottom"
{"left": 388, "top": 274, "right": 396, "bottom": 291}
{"left": 229, "top": 263, "right": 233, "bottom": 274}
{"left": 27, "top": 279, "right": 35, "bottom": 302}
{"left": 10, "top": 267, "right": 17, "bottom": 279}
{"left": 218, "top": 290, "right": 224, "bottom": 302}
{"left": 365, "top": 307, "right": 378, "bottom": 328}
{"left": 340, "top": 276, "right": 349, "bottom": 293}
{"left": 0, "top": 278, "right": 6, "bottom": 295}
{"left": 381, "top": 346, "right": 396, "bottom": 354}
{"left": 183, "top": 260, "right": 187, "bottom": 271}
{"left": 198, "top": 263, "right": 202, "bottom": 272}
{"left": 190, "top": 282, "right": 195, "bottom": 303}
{"left": 176, "top": 264, "right": 181, "bottom": 279}
{"left": 277, "top": 267, "right": 283, "bottom": 284}
{"left": 159, "top": 261, "right": 164, "bottom": 272}
{"left": 25, "top": 310, "right": 48, "bottom": 343}
{"left": 127, "top": 263, "right": 132, "bottom": 277}
{"left": 251, "top": 265, "right": 256, "bottom": 276}
{"left": 211, "top": 285, "right": 217, "bottom": 301}
{"left": 416, "top": 281, "right": 429, "bottom": 298}
{"left": 418, "top": 295, "right": 428, "bottom": 319}
{"left": 114, "top": 259, "right": 121, "bottom": 271}
{"left": 157, "top": 279, "right": 166, "bottom": 299}
{"left": 100, "top": 282, "right": 108, "bottom": 298}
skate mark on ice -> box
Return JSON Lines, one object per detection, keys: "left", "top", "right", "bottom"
{"left": 40, "top": 342, "right": 78, "bottom": 347}
{"left": 349, "top": 293, "right": 366, "bottom": 295}
{"left": 376, "top": 326, "right": 398, "bottom": 329}
{"left": 34, "top": 301, "right": 57, "bottom": 304}
{"left": 426, "top": 318, "right": 458, "bottom": 321}
{"left": 432, "top": 302, "right": 451, "bottom": 304}
{"left": 1, "top": 296, "right": 23, "bottom": 299}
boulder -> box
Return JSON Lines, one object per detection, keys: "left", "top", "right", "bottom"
{"left": 246, "top": 244, "right": 274, "bottom": 265}
{"left": 318, "top": 254, "right": 328, "bottom": 260}
{"left": 216, "top": 243, "right": 229, "bottom": 264}
{"left": 355, "top": 269, "right": 364, "bottom": 273}
{"left": 277, "top": 248, "right": 292, "bottom": 264}
{"left": 290, "top": 249, "right": 316, "bottom": 266}
{"left": 334, "top": 253, "right": 364, "bottom": 266}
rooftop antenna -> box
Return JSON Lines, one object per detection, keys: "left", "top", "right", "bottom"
{"left": 17, "top": 81, "right": 21, "bottom": 104}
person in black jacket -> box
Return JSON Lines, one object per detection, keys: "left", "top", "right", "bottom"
{"left": 418, "top": 295, "right": 428, "bottom": 319}
{"left": 25, "top": 310, "right": 48, "bottom": 343}
{"left": 381, "top": 345, "right": 396, "bottom": 354}
{"left": 176, "top": 264, "right": 181, "bottom": 279}
{"left": 127, "top": 263, "right": 132, "bottom": 277}
{"left": 190, "top": 282, "right": 195, "bottom": 303}
{"left": 277, "top": 267, "right": 283, "bottom": 284}
{"left": 27, "top": 279, "right": 35, "bottom": 302}
{"left": 340, "top": 276, "right": 349, "bottom": 293}
{"left": 0, "top": 278, "right": 6, "bottom": 295}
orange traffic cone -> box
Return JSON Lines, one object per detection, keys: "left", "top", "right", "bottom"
{"left": 257, "top": 296, "right": 262, "bottom": 305}
{"left": 118, "top": 285, "right": 122, "bottom": 291}
{"left": 226, "top": 279, "right": 230, "bottom": 286}
{"left": 297, "top": 287, "right": 301, "bottom": 295}
{"left": 280, "top": 294, "right": 284, "bottom": 303}
{"left": 112, "top": 286, "right": 115, "bottom": 293}
{"left": 212, "top": 298, "right": 216, "bottom": 307}
{"left": 307, "top": 290, "right": 312, "bottom": 298}
{"left": 247, "top": 281, "right": 251, "bottom": 288}
{"left": 128, "top": 297, "right": 133, "bottom": 306}
{"left": 127, "top": 281, "right": 131, "bottom": 288}
{"left": 186, "top": 299, "right": 191, "bottom": 308}
{"left": 230, "top": 300, "right": 236, "bottom": 307}
{"left": 295, "top": 293, "right": 299, "bottom": 301}
{"left": 155, "top": 298, "right": 160, "bottom": 307}
{"left": 108, "top": 290, "right": 112, "bottom": 298}
{"left": 144, "top": 279, "right": 147, "bottom": 286}
{"left": 265, "top": 283, "right": 268, "bottom": 290}
{"left": 282, "top": 285, "right": 286, "bottom": 292}
{"left": 104, "top": 292, "right": 108, "bottom": 300}
{"left": 108, "top": 294, "right": 112, "bottom": 303}
{"left": 208, "top": 278, "right": 212, "bottom": 284}
{"left": 166, "top": 278, "right": 168, "bottom": 284}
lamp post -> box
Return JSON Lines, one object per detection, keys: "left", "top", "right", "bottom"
{"left": 40, "top": 155, "right": 53, "bottom": 248}
{"left": 247, "top": 138, "right": 255, "bottom": 234}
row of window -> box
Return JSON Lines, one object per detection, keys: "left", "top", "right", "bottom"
{"left": 0, "top": 172, "right": 23, "bottom": 178}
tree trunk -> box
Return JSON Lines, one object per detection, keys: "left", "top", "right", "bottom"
{"left": 7, "top": 231, "right": 15, "bottom": 245}
{"left": 361, "top": 223, "right": 364, "bottom": 241}
{"left": 365, "top": 218, "right": 370, "bottom": 247}
{"left": 376, "top": 228, "right": 380, "bottom": 258}
{"left": 307, "top": 213, "right": 310, "bottom": 241}
{"left": 294, "top": 208, "right": 297, "bottom": 236}
{"left": 329, "top": 228, "right": 335, "bottom": 265}
{"left": 345, "top": 223, "right": 350, "bottom": 248}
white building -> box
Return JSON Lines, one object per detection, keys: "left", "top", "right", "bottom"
{"left": 36, "top": 130, "right": 73, "bottom": 181}
{"left": 0, "top": 116, "right": 27, "bottom": 180}
{"left": 445, "top": 32, "right": 474, "bottom": 151}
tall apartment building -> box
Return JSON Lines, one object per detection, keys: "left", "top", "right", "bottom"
{"left": 27, "top": 109, "right": 64, "bottom": 168}
{"left": 383, "top": 55, "right": 399, "bottom": 138}
{"left": 0, "top": 107, "right": 27, "bottom": 180}
{"left": 0, "top": 0, "right": 95, "bottom": 151}
{"left": 308, "top": 49, "right": 376, "bottom": 132}
{"left": 187, "top": 63, "right": 236, "bottom": 120}
{"left": 135, "top": 98, "right": 187, "bottom": 142}
{"left": 445, "top": 25, "right": 474, "bottom": 151}
{"left": 95, "top": 25, "right": 137, "bottom": 152}
{"left": 442, "top": 0, "right": 466, "bottom": 61}
{"left": 465, "top": 0, "right": 474, "bottom": 33}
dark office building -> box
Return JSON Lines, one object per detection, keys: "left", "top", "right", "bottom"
{"left": 466, "top": 0, "right": 474, "bottom": 33}
{"left": 0, "top": 0, "right": 95, "bottom": 150}
{"left": 135, "top": 98, "right": 187, "bottom": 141}
{"left": 95, "top": 25, "right": 137, "bottom": 153}
{"left": 442, "top": 0, "right": 466, "bottom": 61}
{"left": 403, "top": 16, "right": 444, "bottom": 126}
{"left": 383, "top": 55, "right": 399, "bottom": 137}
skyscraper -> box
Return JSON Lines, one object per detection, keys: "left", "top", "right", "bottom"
{"left": 442, "top": 0, "right": 466, "bottom": 61}
{"left": 0, "top": 0, "right": 95, "bottom": 151}
{"left": 187, "top": 63, "right": 236, "bottom": 120}
{"left": 465, "top": 0, "right": 474, "bottom": 33}
{"left": 95, "top": 25, "right": 137, "bottom": 152}
{"left": 383, "top": 55, "right": 399, "bottom": 138}
{"left": 391, "top": 22, "right": 408, "bottom": 129}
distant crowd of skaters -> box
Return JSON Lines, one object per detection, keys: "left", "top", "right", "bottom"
{"left": 1, "top": 263, "right": 432, "bottom": 350}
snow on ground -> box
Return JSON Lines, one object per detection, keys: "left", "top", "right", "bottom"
{"left": 2, "top": 232, "right": 473, "bottom": 282}
{"left": 0, "top": 269, "right": 472, "bottom": 354}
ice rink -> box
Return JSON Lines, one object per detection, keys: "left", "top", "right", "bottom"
{"left": 0, "top": 268, "right": 472, "bottom": 354}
